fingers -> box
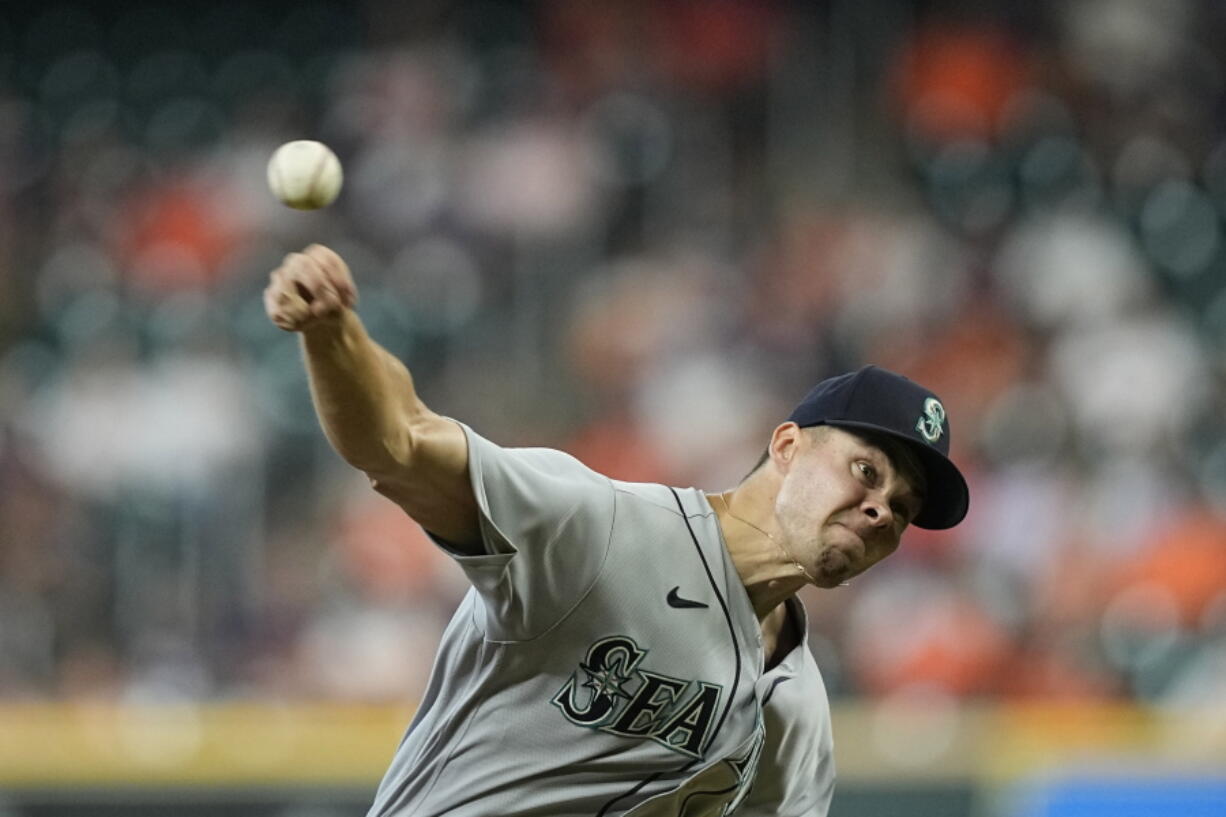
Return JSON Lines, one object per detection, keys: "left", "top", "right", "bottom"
{"left": 264, "top": 244, "right": 356, "bottom": 332}
{"left": 304, "top": 243, "right": 357, "bottom": 308}
{"left": 264, "top": 271, "right": 310, "bottom": 331}
{"left": 292, "top": 253, "right": 343, "bottom": 319}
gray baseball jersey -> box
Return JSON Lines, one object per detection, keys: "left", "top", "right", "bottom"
{"left": 366, "top": 423, "right": 835, "bottom": 816}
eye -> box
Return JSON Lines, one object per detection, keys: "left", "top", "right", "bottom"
{"left": 856, "top": 461, "right": 877, "bottom": 484}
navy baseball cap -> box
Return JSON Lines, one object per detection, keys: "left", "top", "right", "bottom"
{"left": 787, "top": 365, "right": 969, "bottom": 530}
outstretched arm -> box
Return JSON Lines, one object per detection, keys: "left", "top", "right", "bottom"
{"left": 264, "top": 244, "right": 480, "bottom": 549}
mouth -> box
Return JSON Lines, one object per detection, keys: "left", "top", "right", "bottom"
{"left": 830, "top": 522, "right": 868, "bottom": 556}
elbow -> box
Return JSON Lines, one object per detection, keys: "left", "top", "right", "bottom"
{"left": 355, "top": 409, "right": 454, "bottom": 484}
{"left": 381, "top": 422, "right": 417, "bottom": 471}
{"left": 335, "top": 418, "right": 415, "bottom": 477}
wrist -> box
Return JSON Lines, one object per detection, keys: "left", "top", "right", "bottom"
{"left": 301, "top": 309, "right": 362, "bottom": 352}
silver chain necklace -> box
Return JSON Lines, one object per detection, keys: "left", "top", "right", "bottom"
{"left": 714, "top": 492, "right": 818, "bottom": 585}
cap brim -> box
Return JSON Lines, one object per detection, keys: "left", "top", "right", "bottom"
{"left": 824, "top": 421, "right": 970, "bottom": 530}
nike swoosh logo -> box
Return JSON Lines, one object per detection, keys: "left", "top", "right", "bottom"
{"left": 666, "top": 586, "right": 709, "bottom": 609}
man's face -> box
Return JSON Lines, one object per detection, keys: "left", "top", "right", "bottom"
{"left": 773, "top": 426, "right": 922, "bottom": 588}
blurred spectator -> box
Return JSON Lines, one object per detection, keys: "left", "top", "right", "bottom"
{"left": 0, "top": 0, "right": 1225, "bottom": 709}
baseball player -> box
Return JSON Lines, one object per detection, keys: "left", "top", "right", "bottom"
{"left": 264, "top": 245, "right": 970, "bottom": 816}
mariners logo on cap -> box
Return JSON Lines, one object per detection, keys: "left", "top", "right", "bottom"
{"left": 915, "top": 398, "right": 946, "bottom": 444}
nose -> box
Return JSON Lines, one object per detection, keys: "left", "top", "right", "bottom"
{"left": 862, "top": 497, "right": 894, "bottom": 529}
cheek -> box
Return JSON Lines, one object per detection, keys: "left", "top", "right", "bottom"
{"left": 776, "top": 463, "right": 838, "bottom": 524}
{"left": 785, "top": 462, "right": 854, "bottom": 510}
{"left": 777, "top": 464, "right": 817, "bottom": 510}
{"left": 773, "top": 476, "right": 807, "bottom": 531}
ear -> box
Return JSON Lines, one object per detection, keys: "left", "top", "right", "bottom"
{"left": 768, "top": 422, "right": 803, "bottom": 473}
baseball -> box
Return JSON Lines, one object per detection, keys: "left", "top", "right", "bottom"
{"left": 266, "top": 140, "right": 343, "bottom": 210}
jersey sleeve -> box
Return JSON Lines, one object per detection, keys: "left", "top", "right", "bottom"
{"left": 432, "top": 421, "right": 615, "bottom": 642}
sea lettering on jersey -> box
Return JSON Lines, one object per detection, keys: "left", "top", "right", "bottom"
{"left": 551, "top": 635, "right": 723, "bottom": 759}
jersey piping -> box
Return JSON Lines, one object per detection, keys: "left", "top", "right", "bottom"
{"left": 594, "top": 488, "right": 744, "bottom": 816}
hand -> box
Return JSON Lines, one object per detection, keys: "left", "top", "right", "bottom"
{"left": 264, "top": 244, "right": 358, "bottom": 332}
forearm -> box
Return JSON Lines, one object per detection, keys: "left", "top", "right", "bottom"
{"left": 300, "top": 310, "right": 422, "bottom": 473}
{"left": 267, "top": 245, "right": 477, "bottom": 544}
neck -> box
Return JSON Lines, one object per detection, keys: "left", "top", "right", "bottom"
{"left": 709, "top": 488, "right": 809, "bottom": 620}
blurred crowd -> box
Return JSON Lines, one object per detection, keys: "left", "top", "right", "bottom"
{"left": 1, "top": 0, "right": 1225, "bottom": 712}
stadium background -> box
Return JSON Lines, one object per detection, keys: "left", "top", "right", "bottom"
{"left": 1, "top": 0, "right": 1225, "bottom": 814}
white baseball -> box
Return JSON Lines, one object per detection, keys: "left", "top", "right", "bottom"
{"left": 266, "top": 140, "right": 343, "bottom": 210}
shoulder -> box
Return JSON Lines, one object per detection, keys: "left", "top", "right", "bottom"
{"left": 461, "top": 422, "right": 610, "bottom": 488}
{"left": 609, "top": 480, "right": 716, "bottom": 519}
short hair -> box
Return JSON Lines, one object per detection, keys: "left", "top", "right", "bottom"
{"left": 740, "top": 425, "right": 928, "bottom": 501}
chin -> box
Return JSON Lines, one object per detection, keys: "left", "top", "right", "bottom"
{"left": 812, "top": 548, "right": 857, "bottom": 588}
